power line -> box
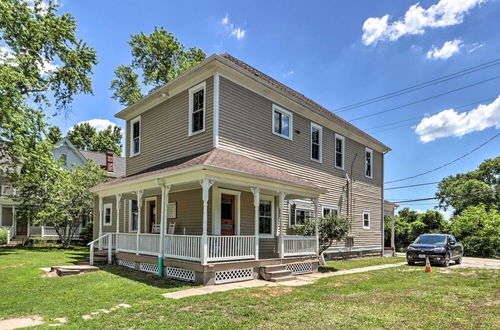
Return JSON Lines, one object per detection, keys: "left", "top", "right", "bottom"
{"left": 384, "top": 182, "right": 440, "bottom": 190}
{"left": 385, "top": 132, "right": 500, "bottom": 184}
{"left": 333, "top": 58, "right": 500, "bottom": 113}
{"left": 364, "top": 96, "right": 498, "bottom": 132}
{"left": 349, "top": 75, "right": 500, "bottom": 122}
{"left": 390, "top": 197, "right": 437, "bottom": 203}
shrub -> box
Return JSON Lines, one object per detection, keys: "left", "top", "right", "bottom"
{"left": 0, "top": 227, "right": 7, "bottom": 243}
{"left": 79, "top": 222, "right": 94, "bottom": 245}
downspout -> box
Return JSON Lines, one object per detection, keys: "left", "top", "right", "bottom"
{"left": 381, "top": 150, "right": 388, "bottom": 256}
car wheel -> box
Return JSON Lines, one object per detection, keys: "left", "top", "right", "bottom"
{"left": 443, "top": 252, "right": 451, "bottom": 267}
{"left": 455, "top": 254, "right": 462, "bottom": 265}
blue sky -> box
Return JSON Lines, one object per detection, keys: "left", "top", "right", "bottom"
{"left": 48, "top": 0, "right": 500, "bottom": 217}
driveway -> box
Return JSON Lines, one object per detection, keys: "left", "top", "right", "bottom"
{"left": 396, "top": 253, "right": 500, "bottom": 269}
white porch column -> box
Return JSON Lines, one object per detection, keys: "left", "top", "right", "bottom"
{"left": 98, "top": 196, "right": 104, "bottom": 250}
{"left": 200, "top": 179, "right": 213, "bottom": 265}
{"left": 12, "top": 206, "right": 16, "bottom": 237}
{"left": 115, "top": 194, "right": 122, "bottom": 234}
{"left": 251, "top": 187, "right": 260, "bottom": 260}
{"left": 136, "top": 190, "right": 143, "bottom": 255}
{"left": 313, "top": 197, "right": 319, "bottom": 256}
{"left": 158, "top": 183, "right": 171, "bottom": 258}
{"left": 278, "top": 191, "right": 286, "bottom": 259}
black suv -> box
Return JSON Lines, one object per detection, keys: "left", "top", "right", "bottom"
{"left": 406, "top": 234, "right": 463, "bottom": 267}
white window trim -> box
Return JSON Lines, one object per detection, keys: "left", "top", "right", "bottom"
{"left": 188, "top": 81, "right": 207, "bottom": 137}
{"left": 365, "top": 147, "right": 373, "bottom": 179}
{"left": 289, "top": 200, "right": 314, "bottom": 227}
{"left": 211, "top": 186, "right": 241, "bottom": 236}
{"left": 259, "top": 195, "right": 275, "bottom": 238}
{"left": 335, "top": 134, "right": 345, "bottom": 170}
{"left": 144, "top": 197, "right": 158, "bottom": 231}
{"left": 310, "top": 122, "right": 323, "bottom": 163}
{"left": 272, "top": 104, "right": 293, "bottom": 140}
{"left": 322, "top": 205, "right": 339, "bottom": 217}
{"left": 362, "top": 211, "right": 371, "bottom": 229}
{"left": 103, "top": 203, "right": 113, "bottom": 227}
{"left": 128, "top": 200, "right": 138, "bottom": 233}
{"left": 129, "top": 116, "right": 141, "bottom": 157}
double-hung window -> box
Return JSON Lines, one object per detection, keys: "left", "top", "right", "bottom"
{"left": 130, "top": 200, "right": 138, "bottom": 232}
{"left": 259, "top": 197, "right": 274, "bottom": 237}
{"left": 103, "top": 203, "right": 112, "bottom": 226}
{"left": 130, "top": 116, "right": 141, "bottom": 156}
{"left": 311, "top": 123, "right": 322, "bottom": 162}
{"left": 322, "top": 205, "right": 339, "bottom": 218}
{"left": 290, "top": 204, "right": 314, "bottom": 226}
{"left": 365, "top": 147, "right": 373, "bottom": 179}
{"left": 272, "top": 105, "right": 293, "bottom": 140}
{"left": 335, "top": 134, "right": 345, "bottom": 169}
{"left": 363, "top": 211, "right": 370, "bottom": 229}
{"left": 189, "top": 82, "right": 206, "bottom": 136}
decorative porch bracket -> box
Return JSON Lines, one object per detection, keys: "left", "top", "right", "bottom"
{"left": 250, "top": 187, "right": 261, "bottom": 260}
{"left": 200, "top": 179, "right": 214, "bottom": 265}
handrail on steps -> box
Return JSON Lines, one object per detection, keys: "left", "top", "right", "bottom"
{"left": 87, "top": 233, "right": 113, "bottom": 266}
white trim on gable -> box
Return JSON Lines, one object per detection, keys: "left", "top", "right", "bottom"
{"left": 188, "top": 81, "right": 207, "bottom": 137}
{"left": 53, "top": 138, "right": 87, "bottom": 164}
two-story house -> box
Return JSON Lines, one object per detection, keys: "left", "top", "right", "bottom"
{"left": 89, "top": 54, "right": 390, "bottom": 285}
{"left": 0, "top": 138, "right": 124, "bottom": 242}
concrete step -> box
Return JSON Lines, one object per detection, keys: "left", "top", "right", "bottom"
{"left": 266, "top": 269, "right": 293, "bottom": 279}
{"left": 269, "top": 275, "right": 297, "bottom": 283}
{"left": 261, "top": 264, "right": 287, "bottom": 272}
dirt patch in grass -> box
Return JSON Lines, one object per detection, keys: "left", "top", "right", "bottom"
{"left": 0, "top": 315, "right": 44, "bottom": 329}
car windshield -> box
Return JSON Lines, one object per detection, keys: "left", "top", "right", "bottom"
{"left": 414, "top": 235, "right": 447, "bottom": 244}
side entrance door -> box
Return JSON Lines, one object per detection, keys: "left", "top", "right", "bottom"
{"left": 220, "top": 194, "right": 235, "bottom": 235}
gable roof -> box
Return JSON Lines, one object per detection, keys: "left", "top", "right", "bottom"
{"left": 92, "top": 149, "right": 322, "bottom": 192}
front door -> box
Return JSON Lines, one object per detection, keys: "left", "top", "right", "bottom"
{"left": 147, "top": 200, "right": 156, "bottom": 233}
{"left": 220, "top": 194, "right": 235, "bottom": 235}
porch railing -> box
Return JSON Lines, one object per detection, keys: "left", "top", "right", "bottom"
{"left": 283, "top": 236, "right": 317, "bottom": 257}
{"left": 207, "top": 235, "right": 255, "bottom": 261}
{"left": 138, "top": 234, "right": 160, "bottom": 256}
{"left": 164, "top": 235, "right": 201, "bottom": 262}
{"left": 116, "top": 233, "right": 137, "bottom": 254}
{"left": 28, "top": 225, "right": 82, "bottom": 238}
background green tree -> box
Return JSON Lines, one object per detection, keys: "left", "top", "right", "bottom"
{"left": 47, "top": 126, "right": 62, "bottom": 145}
{"left": 110, "top": 27, "right": 206, "bottom": 106}
{"left": 66, "top": 123, "right": 123, "bottom": 154}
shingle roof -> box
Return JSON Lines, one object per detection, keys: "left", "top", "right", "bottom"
{"left": 220, "top": 53, "right": 390, "bottom": 152}
{"left": 92, "top": 149, "right": 321, "bottom": 191}
{"left": 80, "top": 150, "right": 125, "bottom": 178}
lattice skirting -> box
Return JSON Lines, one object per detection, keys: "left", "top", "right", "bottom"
{"left": 166, "top": 267, "right": 195, "bottom": 282}
{"left": 285, "top": 262, "right": 313, "bottom": 275}
{"left": 139, "top": 263, "right": 159, "bottom": 274}
{"left": 215, "top": 268, "right": 253, "bottom": 284}
{"left": 117, "top": 259, "right": 136, "bottom": 269}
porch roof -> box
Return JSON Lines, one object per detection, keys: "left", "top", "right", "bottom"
{"left": 91, "top": 149, "right": 323, "bottom": 193}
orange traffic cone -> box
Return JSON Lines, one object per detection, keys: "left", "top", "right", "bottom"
{"left": 425, "top": 257, "right": 432, "bottom": 273}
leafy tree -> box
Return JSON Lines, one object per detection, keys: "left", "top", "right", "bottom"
{"left": 0, "top": 0, "right": 97, "bottom": 177}
{"left": 450, "top": 205, "right": 500, "bottom": 258}
{"left": 110, "top": 27, "right": 206, "bottom": 106}
{"left": 67, "top": 123, "right": 122, "bottom": 154}
{"left": 436, "top": 157, "right": 499, "bottom": 216}
{"left": 47, "top": 126, "right": 62, "bottom": 145}
{"left": 292, "top": 213, "right": 351, "bottom": 265}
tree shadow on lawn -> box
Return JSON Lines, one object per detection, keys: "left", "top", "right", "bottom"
{"left": 99, "top": 264, "right": 193, "bottom": 291}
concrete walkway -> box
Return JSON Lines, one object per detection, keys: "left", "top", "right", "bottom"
{"left": 163, "top": 262, "right": 406, "bottom": 299}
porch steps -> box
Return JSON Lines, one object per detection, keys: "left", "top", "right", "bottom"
{"left": 259, "top": 264, "right": 296, "bottom": 282}
{"left": 86, "top": 251, "right": 110, "bottom": 265}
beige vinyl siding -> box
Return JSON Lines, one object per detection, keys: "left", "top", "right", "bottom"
{"left": 125, "top": 77, "right": 214, "bottom": 176}
{"left": 219, "top": 77, "right": 383, "bottom": 247}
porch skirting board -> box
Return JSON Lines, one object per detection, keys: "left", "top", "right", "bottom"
{"left": 114, "top": 252, "right": 318, "bottom": 285}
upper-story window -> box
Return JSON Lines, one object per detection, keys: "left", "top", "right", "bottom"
{"left": 272, "top": 104, "right": 293, "bottom": 140}
{"left": 189, "top": 82, "right": 206, "bottom": 136}
{"left": 365, "top": 147, "right": 373, "bottom": 179}
{"left": 310, "top": 123, "right": 322, "bottom": 162}
{"left": 130, "top": 116, "right": 141, "bottom": 157}
{"left": 335, "top": 134, "right": 345, "bottom": 170}
{"left": 60, "top": 154, "right": 67, "bottom": 166}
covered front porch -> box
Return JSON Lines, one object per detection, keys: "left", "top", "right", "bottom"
{"left": 90, "top": 151, "right": 325, "bottom": 284}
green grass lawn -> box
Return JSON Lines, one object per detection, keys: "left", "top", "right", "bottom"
{"left": 0, "top": 246, "right": 498, "bottom": 329}
{"left": 320, "top": 256, "right": 405, "bottom": 272}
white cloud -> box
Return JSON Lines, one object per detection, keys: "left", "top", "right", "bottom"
{"left": 426, "top": 39, "right": 462, "bottom": 59}
{"left": 415, "top": 95, "right": 500, "bottom": 142}
{"left": 283, "top": 70, "right": 295, "bottom": 78}
{"left": 362, "top": 0, "right": 486, "bottom": 45}
{"left": 467, "top": 42, "right": 485, "bottom": 53}
{"left": 71, "top": 119, "right": 118, "bottom": 133}
{"left": 0, "top": 46, "right": 16, "bottom": 66}
{"left": 221, "top": 13, "right": 246, "bottom": 40}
